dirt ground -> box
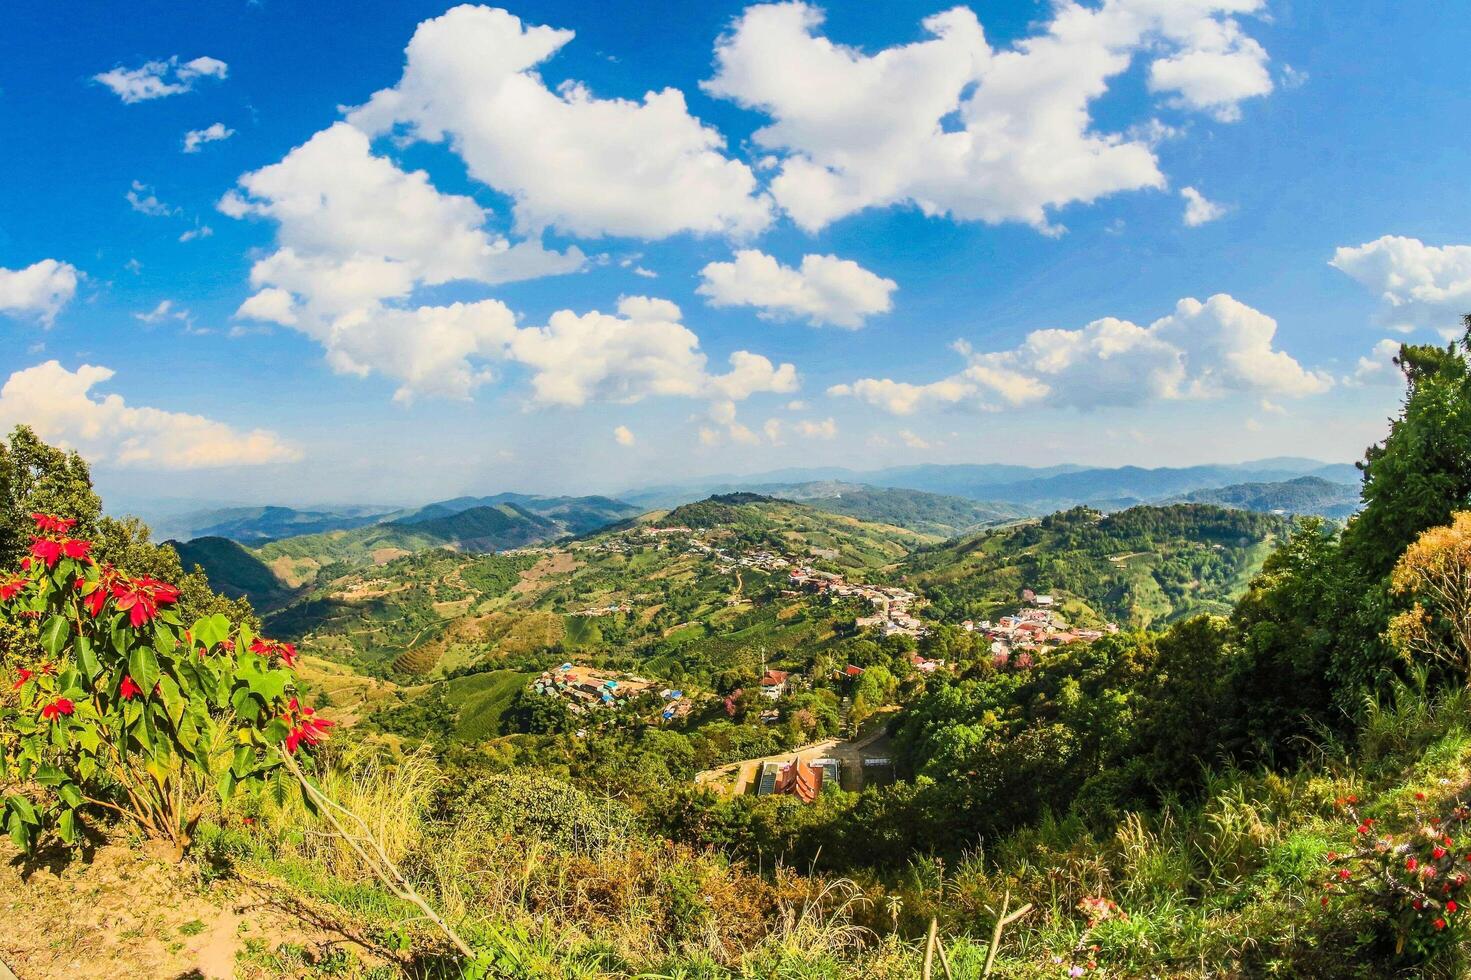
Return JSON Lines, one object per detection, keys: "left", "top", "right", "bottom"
{"left": 0, "top": 841, "right": 386, "bottom": 979}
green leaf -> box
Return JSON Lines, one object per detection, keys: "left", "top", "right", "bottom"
{"left": 231, "top": 687, "right": 261, "bottom": 723}
{"left": 128, "top": 646, "right": 160, "bottom": 695}
{"left": 261, "top": 718, "right": 290, "bottom": 744}
{"left": 6, "top": 795, "right": 38, "bottom": 826}
{"left": 191, "top": 614, "right": 230, "bottom": 650}
{"left": 57, "top": 783, "right": 83, "bottom": 810}
{"left": 39, "top": 615, "right": 69, "bottom": 657}
{"left": 57, "top": 809, "right": 76, "bottom": 845}
{"left": 74, "top": 635, "right": 101, "bottom": 682}
{"left": 217, "top": 769, "right": 237, "bottom": 804}
{"left": 231, "top": 744, "right": 254, "bottom": 779}
{"left": 33, "top": 764, "right": 65, "bottom": 787}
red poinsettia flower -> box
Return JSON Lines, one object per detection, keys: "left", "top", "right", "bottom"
{"left": 61, "top": 539, "right": 91, "bottom": 560}
{"left": 119, "top": 675, "right": 143, "bottom": 700}
{"left": 30, "top": 513, "right": 76, "bottom": 534}
{"left": 40, "top": 697, "right": 74, "bottom": 721}
{"left": 1435, "top": 918, "right": 1448, "bottom": 930}
{"left": 110, "top": 575, "right": 181, "bottom": 627}
{"left": 0, "top": 577, "right": 25, "bottom": 602}
{"left": 29, "top": 538, "right": 62, "bottom": 568}
{"left": 11, "top": 668, "right": 33, "bottom": 691}
{"left": 281, "top": 698, "right": 335, "bottom": 754}
{"left": 1449, "top": 901, "right": 1460, "bottom": 914}
{"left": 250, "top": 636, "right": 298, "bottom": 668}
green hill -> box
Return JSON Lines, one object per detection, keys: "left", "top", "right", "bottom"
{"left": 900, "top": 503, "right": 1291, "bottom": 628}
{"left": 167, "top": 536, "right": 291, "bottom": 608}
{"left": 1165, "top": 475, "right": 1360, "bottom": 517}
{"left": 781, "top": 483, "right": 1030, "bottom": 537}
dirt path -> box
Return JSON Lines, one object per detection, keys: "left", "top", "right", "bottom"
{"left": 0, "top": 841, "right": 388, "bottom": 978}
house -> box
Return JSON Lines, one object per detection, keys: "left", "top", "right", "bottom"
{"left": 759, "top": 669, "right": 790, "bottom": 700}
{"left": 843, "top": 664, "right": 864, "bottom": 678}
{"left": 761, "top": 757, "right": 828, "bottom": 803}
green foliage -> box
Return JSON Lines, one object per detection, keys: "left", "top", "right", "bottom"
{"left": 0, "top": 514, "right": 325, "bottom": 857}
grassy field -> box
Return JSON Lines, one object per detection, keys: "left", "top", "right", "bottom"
{"left": 445, "top": 669, "right": 535, "bottom": 740}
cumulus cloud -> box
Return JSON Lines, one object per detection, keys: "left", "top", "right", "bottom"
{"left": 94, "top": 56, "right": 227, "bottom": 103}
{"left": 1181, "top": 186, "right": 1226, "bottom": 226}
{"left": 183, "top": 122, "right": 234, "bottom": 153}
{"left": 1349, "top": 339, "right": 1405, "bottom": 387}
{"left": 126, "top": 180, "right": 175, "bottom": 217}
{"left": 346, "top": 5, "right": 771, "bottom": 239}
{"left": 831, "top": 294, "right": 1329, "bottom": 415}
{"left": 0, "top": 362, "right": 298, "bottom": 469}
{"left": 793, "top": 417, "right": 837, "bottom": 439}
{"left": 613, "top": 424, "right": 636, "bottom": 446}
{"left": 0, "top": 259, "right": 79, "bottom": 325}
{"left": 1331, "top": 236, "right": 1471, "bottom": 337}
{"left": 704, "top": 1, "right": 1272, "bottom": 232}
{"left": 697, "top": 250, "right": 896, "bottom": 328}
{"left": 899, "top": 429, "right": 933, "bottom": 449}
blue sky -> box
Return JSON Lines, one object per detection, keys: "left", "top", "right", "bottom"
{"left": 2, "top": 0, "right": 1468, "bottom": 507}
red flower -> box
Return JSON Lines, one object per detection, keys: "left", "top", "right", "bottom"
{"left": 250, "top": 636, "right": 299, "bottom": 668}
{"left": 1337, "top": 869, "right": 1351, "bottom": 881}
{"left": 29, "top": 538, "right": 62, "bottom": 568}
{"left": 1435, "top": 918, "right": 1447, "bottom": 930}
{"left": 40, "top": 698, "right": 74, "bottom": 721}
{"left": 1408, "top": 858, "right": 1419, "bottom": 871}
{"left": 110, "top": 575, "right": 180, "bottom": 627}
{"left": 1435, "top": 847, "right": 1447, "bottom": 859}
{"left": 11, "top": 668, "right": 32, "bottom": 691}
{"left": 281, "top": 698, "right": 335, "bottom": 754}
{"left": 1449, "top": 901, "right": 1459, "bottom": 914}
{"left": 1417, "top": 792, "right": 1427, "bottom": 801}
{"left": 0, "top": 577, "right": 25, "bottom": 602}
{"left": 119, "top": 675, "right": 142, "bottom": 700}
{"left": 30, "top": 513, "right": 76, "bottom": 534}
{"left": 1326, "top": 852, "right": 1338, "bottom": 862}
{"left": 61, "top": 539, "right": 91, "bottom": 560}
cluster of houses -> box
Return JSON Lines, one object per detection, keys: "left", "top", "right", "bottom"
{"left": 787, "top": 568, "right": 929, "bottom": 638}
{"left": 532, "top": 663, "right": 697, "bottom": 723}
{"left": 531, "top": 663, "right": 655, "bottom": 713}
{"left": 962, "top": 593, "right": 1117, "bottom": 662}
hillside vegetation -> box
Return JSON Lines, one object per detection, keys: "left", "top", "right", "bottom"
{"left": 901, "top": 503, "right": 1288, "bottom": 627}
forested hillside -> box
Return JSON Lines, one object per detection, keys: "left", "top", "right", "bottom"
{"left": 901, "top": 503, "right": 1288, "bottom": 627}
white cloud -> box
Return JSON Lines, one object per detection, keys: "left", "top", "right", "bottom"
{"left": 1349, "top": 339, "right": 1404, "bottom": 387}
{"left": 0, "top": 362, "right": 298, "bottom": 469}
{"left": 899, "top": 429, "right": 932, "bottom": 449}
{"left": 183, "top": 122, "right": 235, "bottom": 153}
{"left": 1331, "top": 236, "right": 1471, "bottom": 337}
{"left": 1181, "top": 186, "right": 1227, "bottom": 226}
{"left": 0, "top": 260, "right": 79, "bottom": 325}
{"left": 223, "top": 122, "right": 585, "bottom": 399}
{"left": 785, "top": 399, "right": 807, "bottom": 411}
{"left": 94, "top": 55, "right": 228, "bottom": 103}
{"left": 126, "top": 180, "right": 175, "bottom": 217}
{"left": 697, "top": 250, "right": 897, "bottom": 328}
{"left": 793, "top": 417, "right": 837, "bottom": 439}
{"left": 179, "top": 223, "right": 213, "bottom": 243}
{"left": 134, "top": 300, "right": 189, "bottom": 325}
{"left": 704, "top": 1, "right": 1271, "bottom": 232}
{"left": 832, "top": 294, "right": 1329, "bottom": 415}
{"left": 346, "top": 5, "right": 771, "bottom": 240}
{"left": 613, "top": 424, "right": 636, "bottom": 446}
{"left": 763, "top": 418, "right": 783, "bottom": 443}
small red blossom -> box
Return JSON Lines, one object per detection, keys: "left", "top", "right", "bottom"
{"left": 1337, "top": 869, "right": 1351, "bottom": 881}
{"left": 40, "top": 698, "right": 74, "bottom": 721}
{"left": 1434, "top": 847, "right": 1447, "bottom": 859}
{"left": 0, "top": 577, "right": 25, "bottom": 602}
{"left": 1435, "top": 918, "right": 1447, "bottom": 931}
{"left": 1448, "top": 901, "right": 1459, "bottom": 914}
{"left": 281, "top": 698, "right": 335, "bottom": 755}
{"left": 30, "top": 513, "right": 76, "bottom": 534}
{"left": 250, "top": 636, "right": 298, "bottom": 668}
{"left": 1407, "top": 858, "right": 1419, "bottom": 872}
{"left": 1417, "top": 792, "right": 1427, "bottom": 801}
{"left": 1326, "top": 851, "right": 1338, "bottom": 862}
{"left": 119, "top": 675, "right": 142, "bottom": 700}
{"left": 11, "top": 668, "right": 32, "bottom": 691}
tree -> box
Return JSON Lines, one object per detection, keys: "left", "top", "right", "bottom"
{"left": 0, "top": 426, "right": 101, "bottom": 567}
{"left": 1389, "top": 512, "right": 1471, "bottom": 684}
